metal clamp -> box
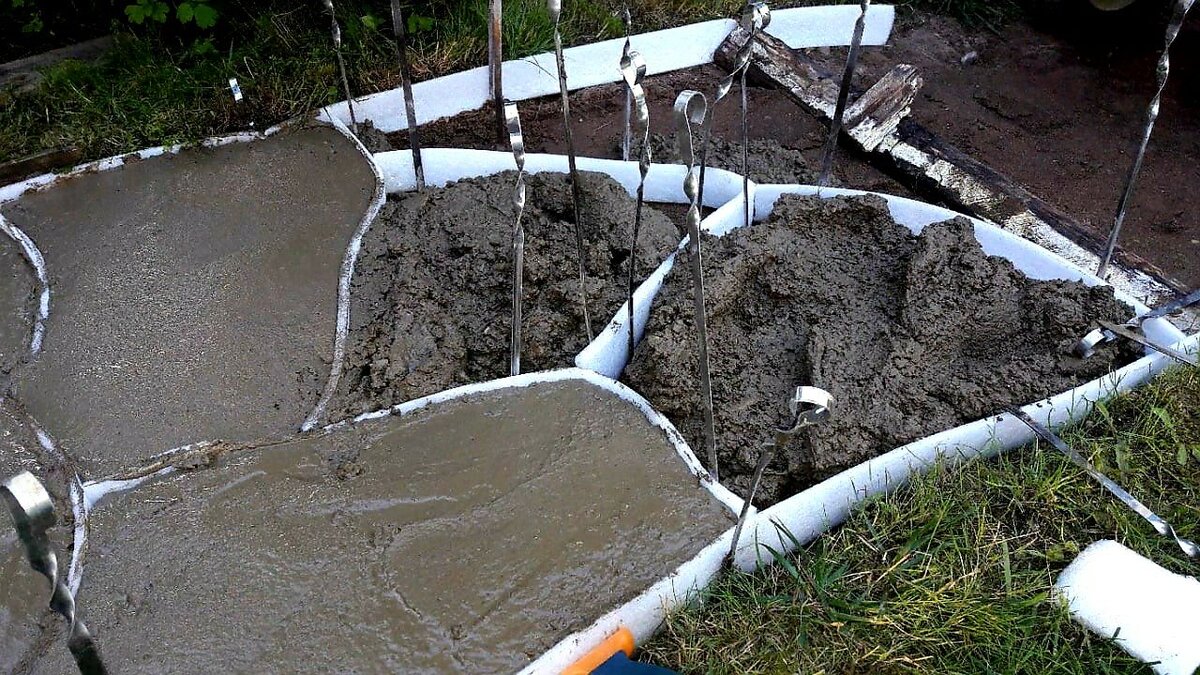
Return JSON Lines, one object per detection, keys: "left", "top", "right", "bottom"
{"left": 1007, "top": 407, "right": 1199, "bottom": 559}
{"left": 729, "top": 386, "right": 834, "bottom": 560}
{"left": 2, "top": 472, "right": 106, "bottom": 674}
{"left": 505, "top": 101, "right": 527, "bottom": 376}
{"left": 621, "top": 49, "right": 651, "bottom": 362}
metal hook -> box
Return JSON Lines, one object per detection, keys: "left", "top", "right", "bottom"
{"left": 620, "top": 49, "right": 651, "bottom": 363}
{"left": 620, "top": 7, "right": 634, "bottom": 162}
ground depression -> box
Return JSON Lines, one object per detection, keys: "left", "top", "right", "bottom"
{"left": 332, "top": 170, "right": 678, "bottom": 419}
{"left": 624, "top": 194, "right": 1138, "bottom": 505}
{"left": 35, "top": 379, "right": 733, "bottom": 674}
{"left": 0, "top": 124, "right": 376, "bottom": 475}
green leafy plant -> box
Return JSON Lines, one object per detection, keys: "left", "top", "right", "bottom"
{"left": 125, "top": 0, "right": 217, "bottom": 28}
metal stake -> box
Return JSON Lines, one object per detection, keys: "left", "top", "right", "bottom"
{"left": 738, "top": 3, "right": 769, "bottom": 228}
{"left": 549, "top": 0, "right": 594, "bottom": 341}
{"left": 1098, "top": 320, "right": 1196, "bottom": 366}
{"left": 390, "top": 0, "right": 425, "bottom": 191}
{"left": 620, "top": 49, "right": 650, "bottom": 362}
{"left": 489, "top": 0, "right": 506, "bottom": 143}
{"left": 1007, "top": 407, "right": 1198, "bottom": 558}
{"left": 2, "top": 472, "right": 107, "bottom": 674}
{"left": 676, "top": 89, "right": 720, "bottom": 480}
{"left": 816, "top": 0, "right": 870, "bottom": 187}
{"left": 321, "top": 0, "right": 357, "bottom": 134}
{"left": 505, "top": 101, "right": 527, "bottom": 376}
{"left": 1097, "top": 0, "right": 1195, "bottom": 279}
{"left": 728, "top": 387, "right": 832, "bottom": 561}
{"left": 620, "top": 8, "right": 633, "bottom": 162}
{"left": 696, "top": 3, "right": 769, "bottom": 223}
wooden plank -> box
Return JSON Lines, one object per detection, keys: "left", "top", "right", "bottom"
{"left": 714, "top": 28, "right": 1188, "bottom": 298}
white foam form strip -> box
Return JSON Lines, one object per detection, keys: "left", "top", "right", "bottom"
{"left": 318, "top": 5, "right": 896, "bottom": 133}
{"left": 0, "top": 215, "right": 50, "bottom": 354}
{"left": 1055, "top": 540, "right": 1200, "bottom": 675}
{"left": 301, "top": 114, "right": 388, "bottom": 431}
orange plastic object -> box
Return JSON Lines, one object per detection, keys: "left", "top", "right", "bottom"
{"left": 561, "top": 626, "right": 636, "bottom": 675}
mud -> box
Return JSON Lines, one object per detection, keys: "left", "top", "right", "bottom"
{"left": 35, "top": 380, "right": 732, "bottom": 674}
{"left": 0, "top": 236, "right": 35, "bottom": 381}
{"left": 331, "top": 170, "right": 678, "bottom": 419}
{"left": 0, "top": 124, "right": 376, "bottom": 475}
{"left": 625, "top": 194, "right": 1138, "bottom": 505}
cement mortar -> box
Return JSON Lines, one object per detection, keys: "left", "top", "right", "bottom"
{"left": 0, "top": 235, "right": 35, "bottom": 381}
{"left": 625, "top": 194, "right": 1137, "bottom": 505}
{"left": 35, "top": 381, "right": 732, "bottom": 674}
{"left": 0, "top": 125, "right": 376, "bottom": 475}
{"left": 1, "top": 402, "right": 72, "bottom": 674}
{"left": 332, "top": 171, "right": 678, "bottom": 419}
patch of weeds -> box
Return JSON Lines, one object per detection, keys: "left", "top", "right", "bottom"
{"left": 644, "top": 365, "right": 1200, "bottom": 673}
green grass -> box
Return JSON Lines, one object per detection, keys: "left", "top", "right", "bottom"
{"left": 0, "top": 0, "right": 1022, "bottom": 166}
{"left": 643, "top": 365, "right": 1200, "bottom": 674}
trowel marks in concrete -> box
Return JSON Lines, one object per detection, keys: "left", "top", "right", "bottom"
{"left": 333, "top": 171, "right": 679, "bottom": 420}
{"left": 0, "top": 236, "right": 35, "bottom": 379}
{"left": 625, "top": 195, "right": 1137, "bottom": 505}
{"left": 0, "top": 125, "right": 376, "bottom": 476}
{"left": 35, "top": 381, "right": 732, "bottom": 674}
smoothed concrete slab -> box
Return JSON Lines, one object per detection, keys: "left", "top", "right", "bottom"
{"left": 38, "top": 381, "right": 732, "bottom": 674}
{"left": 1, "top": 125, "right": 375, "bottom": 475}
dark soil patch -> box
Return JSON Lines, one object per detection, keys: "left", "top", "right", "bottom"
{"left": 331, "top": 170, "right": 679, "bottom": 419}
{"left": 624, "top": 194, "right": 1138, "bottom": 505}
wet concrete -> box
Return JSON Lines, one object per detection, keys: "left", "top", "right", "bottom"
{"left": 333, "top": 171, "right": 679, "bottom": 420}
{"left": 641, "top": 133, "right": 823, "bottom": 186}
{"left": 0, "top": 401, "right": 71, "bottom": 674}
{"left": 0, "top": 125, "right": 376, "bottom": 476}
{"left": 0, "top": 235, "right": 35, "bottom": 381}
{"left": 626, "top": 194, "right": 1138, "bottom": 505}
{"left": 37, "top": 380, "right": 732, "bottom": 674}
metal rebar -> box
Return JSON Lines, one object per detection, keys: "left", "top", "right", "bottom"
{"left": 728, "top": 387, "right": 832, "bottom": 561}
{"left": 490, "top": 0, "right": 506, "bottom": 143}
{"left": 1097, "top": 0, "right": 1195, "bottom": 279}
{"left": 620, "top": 49, "right": 650, "bottom": 362}
{"left": 676, "top": 89, "right": 720, "bottom": 481}
{"left": 549, "top": 0, "right": 594, "bottom": 341}
{"left": 505, "top": 101, "right": 527, "bottom": 376}
{"left": 696, "top": 3, "right": 768, "bottom": 219}
{"left": 390, "top": 0, "right": 425, "bottom": 191}
{"left": 2, "top": 471, "right": 107, "bottom": 674}
{"left": 816, "top": 0, "right": 870, "bottom": 187}
{"left": 620, "top": 8, "right": 633, "bottom": 162}
{"left": 1007, "top": 407, "right": 1198, "bottom": 558}
{"left": 321, "top": 0, "right": 357, "bottom": 134}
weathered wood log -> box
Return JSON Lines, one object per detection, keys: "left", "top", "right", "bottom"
{"left": 0, "top": 148, "right": 82, "bottom": 185}
{"left": 714, "top": 28, "right": 1187, "bottom": 300}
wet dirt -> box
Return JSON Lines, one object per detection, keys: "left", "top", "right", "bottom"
{"left": 330, "top": 170, "right": 678, "bottom": 420}
{"left": 0, "top": 124, "right": 376, "bottom": 476}
{"left": 624, "top": 194, "right": 1138, "bottom": 505}
{"left": 0, "top": 235, "right": 34, "bottom": 382}
{"left": 36, "top": 380, "right": 733, "bottom": 674}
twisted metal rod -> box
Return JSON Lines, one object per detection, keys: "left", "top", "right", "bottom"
{"left": 505, "top": 101, "right": 527, "bottom": 376}
{"left": 390, "top": 0, "right": 425, "bottom": 191}
{"left": 696, "top": 3, "right": 769, "bottom": 222}
{"left": 728, "top": 387, "right": 832, "bottom": 561}
{"left": 1008, "top": 407, "right": 1198, "bottom": 558}
{"left": 620, "top": 7, "right": 633, "bottom": 162}
{"left": 1097, "top": 0, "right": 1195, "bottom": 279}
{"left": 549, "top": 0, "right": 594, "bottom": 341}
{"left": 675, "top": 89, "right": 720, "bottom": 481}
{"left": 816, "top": 0, "right": 870, "bottom": 187}
{"left": 620, "top": 49, "right": 650, "bottom": 362}
{"left": 2, "top": 471, "right": 106, "bottom": 674}
{"left": 322, "top": 0, "right": 357, "bottom": 134}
